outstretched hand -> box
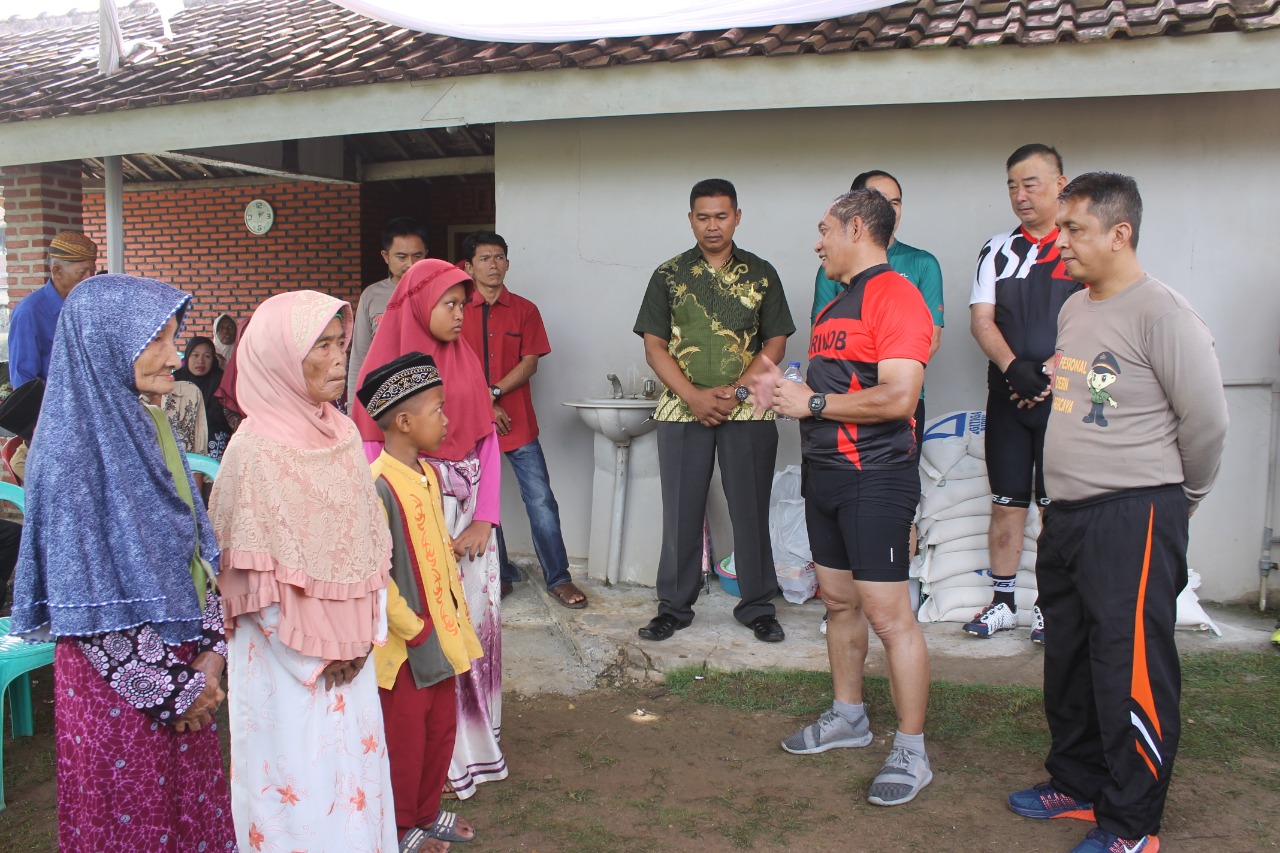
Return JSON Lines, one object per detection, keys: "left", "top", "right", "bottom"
{"left": 746, "top": 354, "right": 782, "bottom": 415}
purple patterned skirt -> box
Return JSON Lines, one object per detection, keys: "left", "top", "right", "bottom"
{"left": 55, "top": 640, "right": 238, "bottom": 852}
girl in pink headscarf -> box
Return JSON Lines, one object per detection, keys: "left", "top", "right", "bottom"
{"left": 209, "top": 291, "right": 399, "bottom": 852}
{"left": 352, "top": 259, "right": 507, "bottom": 800}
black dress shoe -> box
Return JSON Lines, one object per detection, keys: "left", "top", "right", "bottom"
{"left": 638, "top": 614, "right": 687, "bottom": 641}
{"left": 749, "top": 615, "right": 785, "bottom": 643}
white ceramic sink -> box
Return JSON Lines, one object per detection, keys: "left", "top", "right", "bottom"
{"left": 563, "top": 397, "right": 658, "bottom": 444}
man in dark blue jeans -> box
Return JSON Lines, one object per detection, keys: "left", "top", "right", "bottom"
{"left": 460, "top": 231, "right": 587, "bottom": 608}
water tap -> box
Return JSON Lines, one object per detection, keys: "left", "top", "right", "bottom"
{"left": 606, "top": 373, "right": 623, "bottom": 399}
{"left": 642, "top": 378, "right": 657, "bottom": 399}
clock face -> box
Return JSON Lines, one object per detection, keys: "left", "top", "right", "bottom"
{"left": 244, "top": 199, "right": 274, "bottom": 235}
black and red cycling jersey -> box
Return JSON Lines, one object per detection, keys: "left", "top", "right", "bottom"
{"left": 801, "top": 264, "right": 933, "bottom": 470}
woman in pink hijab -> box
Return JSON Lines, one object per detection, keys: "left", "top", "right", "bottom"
{"left": 209, "top": 291, "right": 399, "bottom": 852}
{"left": 352, "top": 258, "right": 507, "bottom": 800}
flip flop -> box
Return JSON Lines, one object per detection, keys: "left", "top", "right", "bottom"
{"left": 424, "top": 810, "right": 476, "bottom": 843}
{"left": 399, "top": 827, "right": 441, "bottom": 853}
{"left": 550, "top": 581, "right": 588, "bottom": 609}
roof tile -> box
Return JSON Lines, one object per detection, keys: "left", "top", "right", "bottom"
{"left": 0, "top": 0, "right": 1274, "bottom": 125}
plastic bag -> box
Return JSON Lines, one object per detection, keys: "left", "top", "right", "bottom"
{"left": 769, "top": 465, "right": 816, "bottom": 603}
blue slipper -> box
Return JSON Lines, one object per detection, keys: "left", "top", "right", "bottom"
{"left": 425, "top": 810, "right": 475, "bottom": 843}
{"left": 398, "top": 827, "right": 430, "bottom": 852}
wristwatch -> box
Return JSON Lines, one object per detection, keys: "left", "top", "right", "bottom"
{"left": 808, "top": 393, "right": 827, "bottom": 419}
{"left": 735, "top": 385, "right": 750, "bottom": 403}
{"left": 490, "top": 385, "right": 502, "bottom": 399}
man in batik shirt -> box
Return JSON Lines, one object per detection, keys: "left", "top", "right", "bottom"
{"left": 632, "top": 178, "right": 796, "bottom": 644}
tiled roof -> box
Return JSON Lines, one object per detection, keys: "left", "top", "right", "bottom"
{"left": 1, "top": 0, "right": 1277, "bottom": 125}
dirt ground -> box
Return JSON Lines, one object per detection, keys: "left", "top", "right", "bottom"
{"left": 2, "top": 669, "right": 1278, "bottom": 852}
{"left": 450, "top": 686, "right": 1280, "bottom": 853}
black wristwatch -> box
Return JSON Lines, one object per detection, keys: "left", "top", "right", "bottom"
{"left": 808, "top": 393, "right": 827, "bottom": 419}
{"left": 490, "top": 385, "right": 502, "bottom": 399}
{"left": 735, "top": 385, "right": 750, "bottom": 402}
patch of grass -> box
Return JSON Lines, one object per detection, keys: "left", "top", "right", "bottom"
{"left": 1180, "top": 652, "right": 1280, "bottom": 760}
{"left": 665, "top": 667, "right": 838, "bottom": 716}
{"left": 670, "top": 652, "right": 1280, "bottom": 763}
{"left": 574, "top": 745, "right": 617, "bottom": 770}
{"left": 667, "top": 665, "right": 1048, "bottom": 754}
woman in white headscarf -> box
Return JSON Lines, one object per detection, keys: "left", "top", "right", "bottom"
{"left": 211, "top": 312, "right": 237, "bottom": 367}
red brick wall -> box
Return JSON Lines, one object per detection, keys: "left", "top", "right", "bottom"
{"left": 77, "top": 175, "right": 496, "bottom": 339}
{"left": 83, "top": 180, "right": 364, "bottom": 339}
{"left": 1, "top": 161, "right": 85, "bottom": 304}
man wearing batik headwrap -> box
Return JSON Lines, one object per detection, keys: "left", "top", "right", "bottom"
{"left": 9, "top": 231, "right": 99, "bottom": 386}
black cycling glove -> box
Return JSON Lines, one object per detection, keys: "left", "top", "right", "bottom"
{"left": 1004, "top": 358, "right": 1050, "bottom": 399}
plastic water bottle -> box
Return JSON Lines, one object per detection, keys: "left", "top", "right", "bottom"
{"left": 778, "top": 361, "right": 804, "bottom": 420}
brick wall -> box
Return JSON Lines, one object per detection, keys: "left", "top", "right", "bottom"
{"left": 82, "top": 180, "right": 364, "bottom": 339}
{"left": 79, "top": 175, "right": 496, "bottom": 339}
{"left": 0, "top": 161, "right": 84, "bottom": 304}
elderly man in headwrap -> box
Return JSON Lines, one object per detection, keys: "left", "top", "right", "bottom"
{"left": 9, "top": 231, "right": 99, "bottom": 386}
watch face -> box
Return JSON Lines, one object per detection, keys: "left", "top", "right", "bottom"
{"left": 735, "top": 385, "right": 750, "bottom": 402}
{"left": 244, "top": 199, "right": 274, "bottom": 235}
{"left": 808, "top": 394, "right": 826, "bottom": 416}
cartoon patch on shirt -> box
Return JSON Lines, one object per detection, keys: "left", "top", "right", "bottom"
{"left": 1082, "top": 351, "right": 1120, "bottom": 428}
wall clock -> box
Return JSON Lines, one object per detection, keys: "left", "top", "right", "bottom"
{"left": 244, "top": 198, "right": 275, "bottom": 235}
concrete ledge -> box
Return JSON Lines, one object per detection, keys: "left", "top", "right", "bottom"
{"left": 501, "top": 563, "right": 1277, "bottom": 696}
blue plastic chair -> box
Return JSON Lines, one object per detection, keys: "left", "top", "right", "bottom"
{"left": 185, "top": 452, "right": 220, "bottom": 481}
{"left": 0, "top": 482, "right": 54, "bottom": 811}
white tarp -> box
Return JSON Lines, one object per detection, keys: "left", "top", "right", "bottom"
{"left": 331, "top": 1, "right": 900, "bottom": 43}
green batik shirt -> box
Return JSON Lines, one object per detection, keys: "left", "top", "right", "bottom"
{"left": 633, "top": 244, "right": 796, "bottom": 423}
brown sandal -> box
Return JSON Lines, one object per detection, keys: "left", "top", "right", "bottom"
{"left": 550, "top": 581, "right": 588, "bottom": 609}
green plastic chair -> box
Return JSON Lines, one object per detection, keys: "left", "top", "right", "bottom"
{"left": 0, "top": 482, "right": 55, "bottom": 812}
{"left": 185, "top": 452, "right": 219, "bottom": 481}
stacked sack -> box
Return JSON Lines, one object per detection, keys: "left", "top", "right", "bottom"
{"left": 913, "top": 411, "right": 1039, "bottom": 626}
{"left": 912, "top": 410, "right": 1221, "bottom": 633}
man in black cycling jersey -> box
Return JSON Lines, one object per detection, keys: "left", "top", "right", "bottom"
{"left": 966, "top": 144, "right": 1082, "bottom": 643}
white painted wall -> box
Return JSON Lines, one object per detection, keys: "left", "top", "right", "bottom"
{"left": 494, "top": 90, "right": 1280, "bottom": 603}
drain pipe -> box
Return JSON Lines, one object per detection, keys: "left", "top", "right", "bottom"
{"left": 606, "top": 439, "right": 631, "bottom": 586}
{"left": 1225, "top": 379, "right": 1280, "bottom": 610}
{"left": 1260, "top": 382, "right": 1279, "bottom": 611}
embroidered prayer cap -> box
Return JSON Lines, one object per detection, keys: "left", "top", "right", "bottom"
{"left": 0, "top": 378, "right": 44, "bottom": 443}
{"left": 358, "top": 352, "right": 441, "bottom": 420}
{"left": 47, "top": 231, "right": 98, "bottom": 263}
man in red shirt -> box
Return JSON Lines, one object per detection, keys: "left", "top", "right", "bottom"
{"left": 756, "top": 189, "right": 934, "bottom": 807}
{"left": 460, "top": 232, "right": 587, "bottom": 608}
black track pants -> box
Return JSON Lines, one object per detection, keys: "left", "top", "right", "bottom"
{"left": 1036, "top": 485, "right": 1188, "bottom": 839}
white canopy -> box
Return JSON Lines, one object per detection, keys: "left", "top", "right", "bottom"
{"left": 331, "top": 1, "right": 901, "bottom": 43}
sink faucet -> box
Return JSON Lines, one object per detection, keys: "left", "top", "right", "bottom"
{"left": 606, "top": 373, "right": 623, "bottom": 399}
{"left": 642, "top": 378, "right": 657, "bottom": 399}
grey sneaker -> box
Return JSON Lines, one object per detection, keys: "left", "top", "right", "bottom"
{"left": 867, "top": 746, "right": 933, "bottom": 806}
{"left": 780, "top": 709, "right": 872, "bottom": 755}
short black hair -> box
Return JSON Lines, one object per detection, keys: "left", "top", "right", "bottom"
{"left": 1059, "top": 172, "right": 1144, "bottom": 249}
{"left": 827, "top": 189, "right": 896, "bottom": 249}
{"left": 690, "top": 178, "right": 737, "bottom": 210}
{"left": 461, "top": 231, "right": 509, "bottom": 264}
{"left": 380, "top": 217, "right": 429, "bottom": 252}
{"left": 1007, "top": 143, "right": 1063, "bottom": 175}
{"left": 850, "top": 170, "right": 901, "bottom": 196}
